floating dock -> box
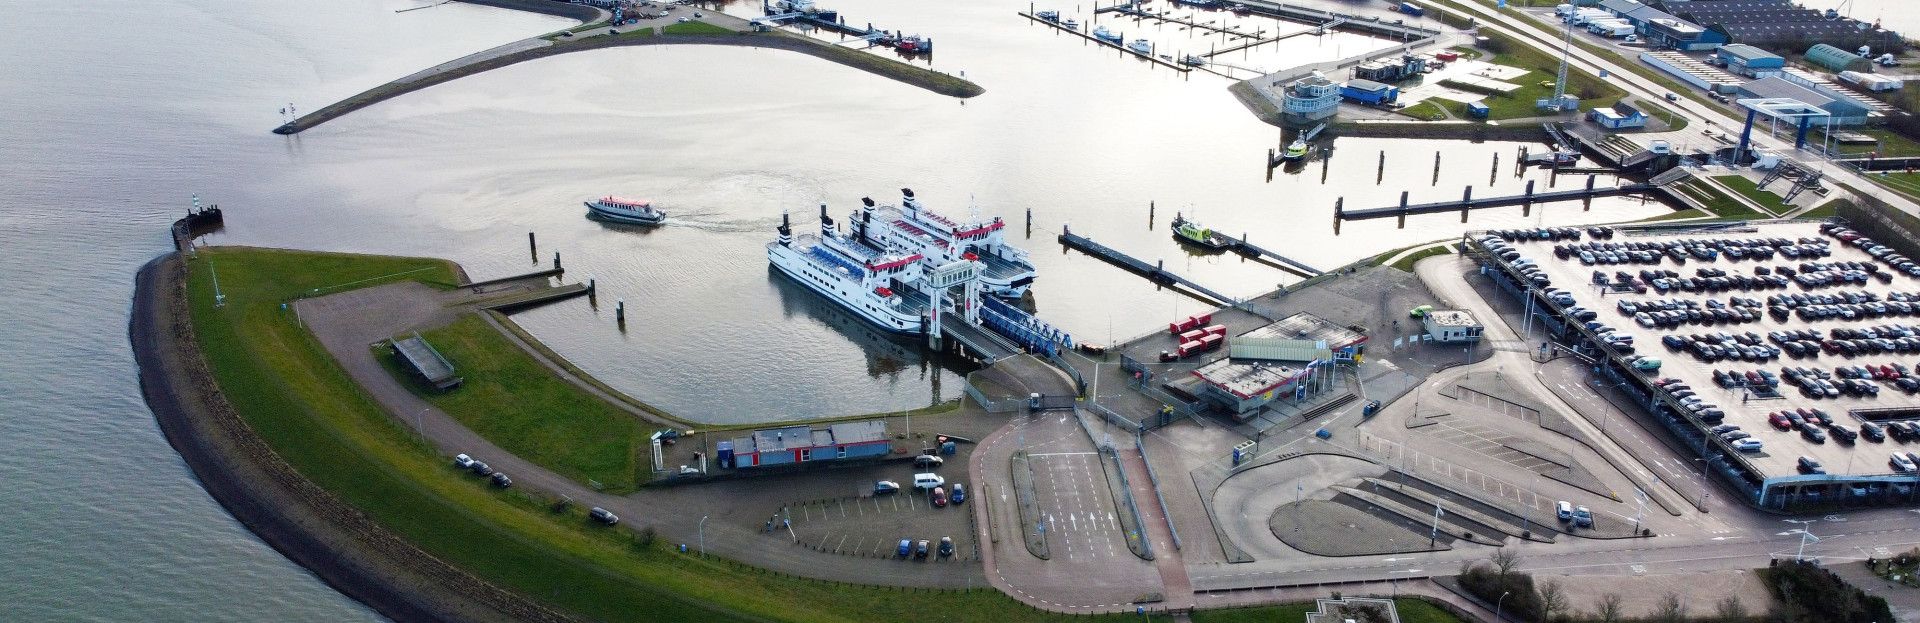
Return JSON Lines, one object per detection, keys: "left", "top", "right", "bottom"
{"left": 1019, "top": 12, "right": 1193, "bottom": 72}
{"left": 1212, "top": 232, "right": 1323, "bottom": 276}
{"left": 1057, "top": 225, "right": 1239, "bottom": 307}
{"left": 1335, "top": 179, "right": 1656, "bottom": 223}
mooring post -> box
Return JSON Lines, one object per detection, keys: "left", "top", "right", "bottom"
{"left": 1267, "top": 148, "right": 1276, "bottom": 182}
{"left": 1461, "top": 186, "right": 1473, "bottom": 223}
{"left": 1586, "top": 174, "right": 1597, "bottom": 211}
{"left": 1025, "top": 207, "right": 1032, "bottom": 238}
{"left": 528, "top": 231, "right": 537, "bottom": 263}
{"left": 1432, "top": 151, "right": 1442, "bottom": 186}
{"left": 1397, "top": 191, "right": 1408, "bottom": 229}
{"left": 1333, "top": 197, "right": 1343, "bottom": 235}
{"left": 553, "top": 252, "right": 562, "bottom": 271}
{"left": 1524, "top": 179, "right": 1536, "bottom": 211}
{"left": 616, "top": 299, "right": 626, "bottom": 328}
{"left": 1515, "top": 146, "right": 1527, "bottom": 177}
{"left": 1377, "top": 150, "right": 1386, "bottom": 184}
{"left": 1489, "top": 153, "right": 1500, "bottom": 186}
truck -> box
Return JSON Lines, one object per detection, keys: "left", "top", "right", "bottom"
{"left": 1589, "top": 20, "right": 1634, "bottom": 37}
{"left": 1397, "top": 1, "right": 1424, "bottom": 17}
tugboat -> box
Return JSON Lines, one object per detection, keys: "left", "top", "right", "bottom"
{"left": 1036, "top": 10, "right": 1060, "bottom": 21}
{"left": 1281, "top": 137, "right": 1309, "bottom": 161}
{"left": 584, "top": 196, "right": 666, "bottom": 225}
{"left": 1127, "top": 38, "right": 1153, "bottom": 54}
{"left": 1170, "top": 213, "right": 1231, "bottom": 250}
{"left": 1093, "top": 24, "right": 1122, "bottom": 43}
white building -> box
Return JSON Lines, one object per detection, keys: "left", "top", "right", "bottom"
{"left": 1422, "top": 309, "right": 1483, "bottom": 342}
{"left": 1280, "top": 72, "right": 1340, "bottom": 125}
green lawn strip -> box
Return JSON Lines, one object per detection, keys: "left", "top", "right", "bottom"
{"left": 1816, "top": 127, "right": 1920, "bottom": 158}
{"left": 663, "top": 20, "right": 735, "bottom": 36}
{"left": 1189, "top": 603, "right": 1315, "bottom": 623}
{"left": 1391, "top": 245, "right": 1454, "bottom": 272}
{"left": 1800, "top": 198, "right": 1852, "bottom": 220}
{"left": 1711, "top": 175, "right": 1792, "bottom": 215}
{"left": 1442, "top": 31, "right": 1624, "bottom": 121}
{"left": 1675, "top": 180, "right": 1761, "bottom": 219}
{"left": 1632, "top": 100, "right": 1686, "bottom": 131}
{"left": 1638, "top": 208, "right": 1707, "bottom": 222}
{"left": 183, "top": 247, "right": 1105, "bottom": 623}
{"left": 1863, "top": 171, "right": 1920, "bottom": 203}
{"left": 1400, "top": 100, "right": 1448, "bottom": 121}
{"left": 417, "top": 315, "right": 644, "bottom": 492}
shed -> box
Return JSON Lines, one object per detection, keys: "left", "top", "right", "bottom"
{"left": 726, "top": 419, "right": 891, "bottom": 468}
{"left": 391, "top": 334, "right": 462, "bottom": 391}
{"left": 1421, "top": 309, "right": 1484, "bottom": 342}
{"left": 1805, "top": 43, "right": 1872, "bottom": 73}
{"left": 1717, "top": 43, "right": 1784, "bottom": 77}
{"left": 1341, "top": 79, "right": 1400, "bottom": 105}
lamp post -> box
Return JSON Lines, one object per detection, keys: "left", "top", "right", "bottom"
{"left": 698, "top": 514, "right": 710, "bottom": 556}
{"left": 1495, "top": 590, "right": 1512, "bottom": 622}
{"left": 417, "top": 407, "right": 429, "bottom": 439}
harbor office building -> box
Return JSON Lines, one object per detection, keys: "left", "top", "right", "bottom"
{"left": 1421, "top": 310, "right": 1484, "bottom": 343}
{"left": 718, "top": 420, "right": 889, "bottom": 468}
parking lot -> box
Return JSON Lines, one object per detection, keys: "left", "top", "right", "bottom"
{"left": 1481, "top": 221, "right": 1920, "bottom": 482}
{"left": 786, "top": 489, "right": 980, "bottom": 562}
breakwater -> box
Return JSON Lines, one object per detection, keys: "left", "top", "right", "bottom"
{"left": 275, "top": 29, "right": 982, "bottom": 135}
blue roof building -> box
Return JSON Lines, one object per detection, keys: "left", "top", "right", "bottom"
{"left": 1717, "top": 43, "right": 1785, "bottom": 77}
{"left": 1340, "top": 79, "right": 1399, "bottom": 105}
{"left": 1736, "top": 76, "right": 1870, "bottom": 125}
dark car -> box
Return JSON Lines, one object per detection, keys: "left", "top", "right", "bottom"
{"left": 1862, "top": 422, "right": 1886, "bottom": 442}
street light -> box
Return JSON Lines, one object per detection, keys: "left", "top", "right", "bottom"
{"left": 698, "top": 514, "right": 710, "bottom": 556}
{"left": 1496, "top": 590, "right": 1512, "bottom": 622}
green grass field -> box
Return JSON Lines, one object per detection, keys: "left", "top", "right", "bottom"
{"left": 181, "top": 247, "right": 1144, "bottom": 623}
{"left": 1712, "top": 175, "right": 1792, "bottom": 215}
{"left": 415, "top": 315, "right": 645, "bottom": 492}
{"left": 1864, "top": 171, "right": 1920, "bottom": 204}
{"left": 1800, "top": 198, "right": 1852, "bottom": 220}
{"left": 1400, "top": 101, "right": 1449, "bottom": 121}
{"left": 1391, "top": 245, "right": 1454, "bottom": 272}
{"left": 1672, "top": 181, "right": 1763, "bottom": 219}
{"left": 663, "top": 20, "right": 735, "bottom": 35}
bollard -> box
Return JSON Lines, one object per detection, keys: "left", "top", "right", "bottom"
{"left": 1489, "top": 152, "right": 1500, "bottom": 186}
{"left": 1332, "top": 197, "right": 1343, "bottom": 235}
{"left": 1460, "top": 186, "right": 1473, "bottom": 223}
{"left": 553, "top": 251, "right": 562, "bottom": 271}
{"left": 1397, "top": 191, "right": 1408, "bottom": 229}
{"left": 1586, "top": 174, "right": 1597, "bottom": 211}
{"left": 616, "top": 300, "right": 626, "bottom": 328}
{"left": 1267, "top": 148, "right": 1275, "bottom": 182}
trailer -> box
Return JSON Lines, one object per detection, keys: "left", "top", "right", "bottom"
{"left": 1839, "top": 70, "right": 1904, "bottom": 91}
{"left": 1397, "top": 2, "right": 1424, "bottom": 17}
{"left": 1590, "top": 20, "right": 1634, "bottom": 37}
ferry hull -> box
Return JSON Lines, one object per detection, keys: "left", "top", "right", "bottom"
{"left": 767, "top": 245, "right": 926, "bottom": 335}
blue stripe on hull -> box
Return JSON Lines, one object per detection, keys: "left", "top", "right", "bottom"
{"left": 769, "top": 256, "right": 925, "bottom": 335}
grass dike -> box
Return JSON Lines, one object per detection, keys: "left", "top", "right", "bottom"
{"left": 139, "top": 246, "right": 1172, "bottom": 622}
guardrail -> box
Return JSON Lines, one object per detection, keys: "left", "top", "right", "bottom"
{"left": 1135, "top": 432, "right": 1181, "bottom": 551}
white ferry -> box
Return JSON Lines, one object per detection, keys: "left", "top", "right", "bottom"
{"left": 847, "top": 188, "right": 1037, "bottom": 298}
{"left": 767, "top": 206, "right": 931, "bottom": 334}
{"left": 584, "top": 196, "right": 666, "bottom": 225}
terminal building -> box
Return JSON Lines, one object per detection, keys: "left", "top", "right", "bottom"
{"left": 1734, "top": 76, "right": 1870, "bottom": 125}
{"left": 1420, "top": 310, "right": 1484, "bottom": 343}
{"left": 1280, "top": 72, "right": 1341, "bottom": 124}
{"left": 718, "top": 420, "right": 890, "bottom": 468}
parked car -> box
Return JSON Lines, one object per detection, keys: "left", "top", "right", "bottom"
{"left": 914, "top": 454, "right": 945, "bottom": 469}
{"left": 915, "top": 539, "right": 930, "bottom": 559}
{"left": 897, "top": 539, "right": 912, "bottom": 557}
{"left": 950, "top": 483, "right": 967, "bottom": 505}
{"left": 938, "top": 536, "right": 955, "bottom": 557}
{"left": 1731, "top": 438, "right": 1764, "bottom": 452}
{"left": 1797, "top": 456, "right": 1825, "bottom": 474}
{"left": 874, "top": 480, "right": 901, "bottom": 495}
{"left": 490, "top": 472, "right": 512, "bottom": 488}
{"left": 931, "top": 486, "right": 949, "bottom": 507}
{"left": 469, "top": 460, "right": 494, "bottom": 476}
{"left": 453, "top": 453, "right": 477, "bottom": 469}
{"left": 913, "top": 473, "right": 945, "bottom": 489}
{"left": 589, "top": 507, "right": 620, "bottom": 525}
{"left": 1572, "top": 506, "right": 1594, "bottom": 528}
{"left": 1892, "top": 453, "right": 1916, "bottom": 472}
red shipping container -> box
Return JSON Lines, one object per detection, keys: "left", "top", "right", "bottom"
{"left": 1203, "top": 324, "right": 1227, "bottom": 337}
{"left": 1190, "top": 312, "right": 1214, "bottom": 326}
{"left": 1200, "top": 334, "right": 1225, "bottom": 350}
{"left": 1179, "top": 329, "right": 1207, "bottom": 343}
{"left": 1170, "top": 317, "right": 1199, "bottom": 334}
{"left": 1176, "top": 340, "right": 1204, "bottom": 357}
{"left": 1436, "top": 51, "right": 1459, "bottom": 61}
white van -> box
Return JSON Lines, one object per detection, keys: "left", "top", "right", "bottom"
{"left": 913, "top": 473, "right": 945, "bottom": 489}
{"left": 1555, "top": 501, "right": 1574, "bottom": 521}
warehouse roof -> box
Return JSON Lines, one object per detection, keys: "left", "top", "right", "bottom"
{"left": 1243, "top": 312, "right": 1368, "bottom": 350}
{"left": 1425, "top": 310, "right": 1480, "bottom": 327}
{"left": 1718, "top": 43, "right": 1782, "bottom": 63}
{"left": 1737, "top": 77, "right": 1869, "bottom": 116}
{"left": 828, "top": 420, "right": 888, "bottom": 444}
{"left": 1345, "top": 78, "right": 1393, "bottom": 92}
{"left": 1228, "top": 337, "right": 1334, "bottom": 363}
{"left": 1191, "top": 358, "right": 1307, "bottom": 399}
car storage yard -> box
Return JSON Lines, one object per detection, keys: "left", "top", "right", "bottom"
{"left": 1481, "top": 221, "right": 1920, "bottom": 484}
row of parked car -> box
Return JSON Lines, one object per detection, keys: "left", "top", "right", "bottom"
{"left": 1629, "top": 297, "right": 1766, "bottom": 328}
{"left": 1825, "top": 224, "right": 1920, "bottom": 280}
{"left": 1651, "top": 378, "right": 1726, "bottom": 425}
{"left": 1647, "top": 269, "right": 1794, "bottom": 294}
{"left": 1659, "top": 331, "right": 1783, "bottom": 363}
{"left": 1705, "top": 423, "right": 1766, "bottom": 452}
{"left": 896, "top": 536, "right": 955, "bottom": 559}
{"left": 453, "top": 453, "right": 513, "bottom": 488}
{"left": 1780, "top": 365, "right": 1883, "bottom": 399}
{"left": 1486, "top": 226, "right": 1614, "bottom": 242}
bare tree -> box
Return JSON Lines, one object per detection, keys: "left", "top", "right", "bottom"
{"left": 1539, "top": 579, "right": 1568, "bottom": 622}
{"left": 1491, "top": 547, "right": 1521, "bottom": 581}
{"left": 1714, "top": 596, "right": 1749, "bottom": 621}
{"left": 1654, "top": 592, "right": 1688, "bottom": 623}
{"left": 1593, "top": 592, "right": 1625, "bottom": 623}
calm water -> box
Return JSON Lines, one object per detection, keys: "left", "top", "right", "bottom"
{"left": 1, "top": 0, "right": 1666, "bottom": 618}
{"left": 1790, "top": 0, "right": 1919, "bottom": 39}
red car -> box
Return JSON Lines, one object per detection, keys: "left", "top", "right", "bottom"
{"left": 1769, "top": 412, "right": 1794, "bottom": 430}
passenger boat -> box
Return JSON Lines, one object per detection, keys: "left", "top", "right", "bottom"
{"left": 848, "top": 188, "right": 1037, "bottom": 299}
{"left": 1093, "top": 25, "right": 1122, "bottom": 43}
{"left": 895, "top": 35, "right": 930, "bottom": 53}
{"left": 1282, "top": 137, "right": 1309, "bottom": 160}
{"left": 1036, "top": 10, "right": 1060, "bottom": 21}
{"left": 766, "top": 207, "right": 931, "bottom": 334}
{"left": 584, "top": 196, "right": 666, "bottom": 225}
{"left": 1127, "top": 38, "right": 1152, "bottom": 54}
{"left": 1171, "top": 213, "right": 1231, "bottom": 250}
